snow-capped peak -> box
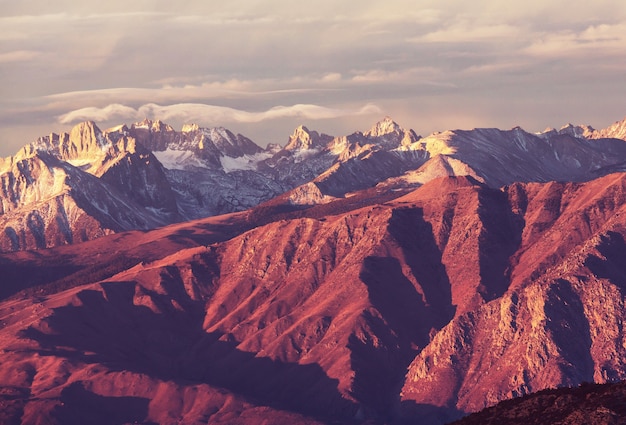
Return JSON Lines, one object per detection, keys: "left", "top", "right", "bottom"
{"left": 205, "top": 127, "right": 235, "bottom": 145}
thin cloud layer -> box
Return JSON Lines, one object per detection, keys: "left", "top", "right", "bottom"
{"left": 524, "top": 23, "right": 626, "bottom": 58}
{"left": 1, "top": 1, "right": 625, "bottom": 155}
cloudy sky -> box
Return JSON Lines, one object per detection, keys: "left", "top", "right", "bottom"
{"left": 1, "top": 0, "right": 625, "bottom": 156}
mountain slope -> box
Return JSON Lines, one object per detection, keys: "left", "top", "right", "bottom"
{"left": 401, "top": 172, "right": 626, "bottom": 423}
{"left": 1, "top": 170, "right": 626, "bottom": 423}
{"left": 399, "top": 125, "right": 626, "bottom": 188}
{"left": 0, "top": 149, "right": 173, "bottom": 252}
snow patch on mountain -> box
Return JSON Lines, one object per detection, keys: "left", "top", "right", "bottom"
{"left": 220, "top": 151, "right": 274, "bottom": 173}
{"left": 206, "top": 127, "right": 232, "bottom": 143}
{"left": 96, "top": 132, "right": 108, "bottom": 150}
{"left": 291, "top": 147, "right": 323, "bottom": 164}
{"left": 153, "top": 149, "right": 205, "bottom": 170}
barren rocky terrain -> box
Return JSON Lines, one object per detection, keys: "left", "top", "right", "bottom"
{"left": 1, "top": 117, "right": 626, "bottom": 424}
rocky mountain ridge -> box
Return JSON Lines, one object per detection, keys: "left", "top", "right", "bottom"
{"left": 1, "top": 116, "right": 626, "bottom": 251}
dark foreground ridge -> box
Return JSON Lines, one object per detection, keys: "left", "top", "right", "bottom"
{"left": 449, "top": 381, "right": 626, "bottom": 425}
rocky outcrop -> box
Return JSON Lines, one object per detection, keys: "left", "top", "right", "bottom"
{"left": 365, "top": 115, "right": 420, "bottom": 147}
{"left": 0, "top": 152, "right": 111, "bottom": 251}
{"left": 0, "top": 122, "right": 179, "bottom": 251}
{"left": 284, "top": 125, "right": 333, "bottom": 151}
{"left": 0, "top": 146, "right": 179, "bottom": 251}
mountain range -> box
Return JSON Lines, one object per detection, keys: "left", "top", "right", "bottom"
{"left": 2, "top": 116, "right": 626, "bottom": 252}
{"left": 1, "top": 116, "right": 626, "bottom": 424}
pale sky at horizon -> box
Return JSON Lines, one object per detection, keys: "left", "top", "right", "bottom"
{"left": 1, "top": 0, "right": 625, "bottom": 156}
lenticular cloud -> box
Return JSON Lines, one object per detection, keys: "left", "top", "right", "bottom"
{"left": 58, "top": 102, "right": 382, "bottom": 125}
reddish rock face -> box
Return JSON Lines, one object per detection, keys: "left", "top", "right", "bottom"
{"left": 1, "top": 171, "right": 626, "bottom": 424}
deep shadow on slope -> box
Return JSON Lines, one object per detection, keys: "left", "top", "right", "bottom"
{"left": 398, "top": 401, "right": 465, "bottom": 425}
{"left": 476, "top": 187, "right": 524, "bottom": 301}
{"left": 54, "top": 382, "right": 155, "bottom": 425}
{"left": 353, "top": 258, "right": 426, "bottom": 421}
{"left": 585, "top": 231, "right": 626, "bottom": 290}
{"left": 21, "top": 281, "right": 357, "bottom": 423}
{"left": 544, "top": 279, "right": 595, "bottom": 384}
{"left": 351, "top": 207, "right": 455, "bottom": 422}
{"left": 0, "top": 386, "right": 29, "bottom": 425}
{"left": 0, "top": 252, "right": 83, "bottom": 300}
{"left": 0, "top": 215, "right": 249, "bottom": 302}
{"left": 387, "top": 207, "right": 455, "bottom": 324}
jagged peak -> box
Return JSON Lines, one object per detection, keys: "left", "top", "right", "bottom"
{"left": 70, "top": 121, "right": 108, "bottom": 150}
{"left": 182, "top": 123, "right": 200, "bottom": 133}
{"left": 294, "top": 124, "right": 310, "bottom": 134}
{"left": 535, "top": 127, "right": 558, "bottom": 139}
{"left": 290, "top": 125, "right": 314, "bottom": 143}
{"left": 285, "top": 125, "right": 320, "bottom": 151}
{"left": 4, "top": 143, "right": 40, "bottom": 165}
{"left": 593, "top": 116, "right": 626, "bottom": 141}
{"left": 180, "top": 125, "right": 238, "bottom": 143}
{"left": 609, "top": 117, "right": 626, "bottom": 128}
{"left": 557, "top": 122, "right": 595, "bottom": 138}
{"left": 204, "top": 127, "right": 237, "bottom": 142}
{"left": 132, "top": 118, "right": 152, "bottom": 129}
{"left": 365, "top": 116, "right": 402, "bottom": 138}
{"left": 284, "top": 125, "right": 334, "bottom": 152}
{"left": 131, "top": 118, "right": 174, "bottom": 133}
{"left": 70, "top": 120, "right": 101, "bottom": 134}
